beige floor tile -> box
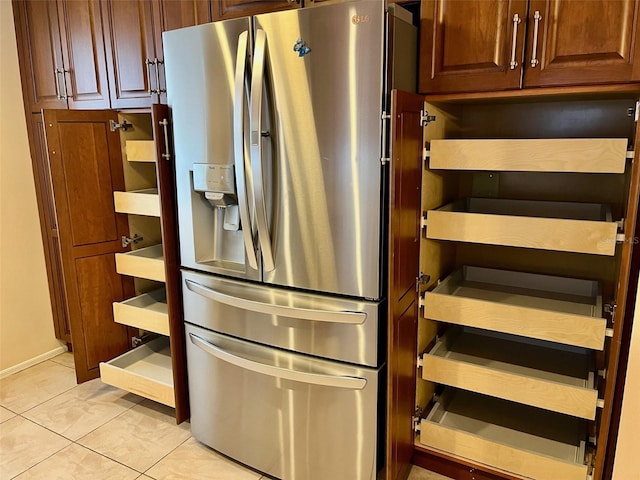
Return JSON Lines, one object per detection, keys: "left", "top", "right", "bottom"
{"left": 49, "top": 352, "right": 75, "bottom": 369}
{"left": 24, "top": 378, "right": 143, "bottom": 440}
{"left": 14, "top": 443, "right": 139, "bottom": 480}
{"left": 0, "top": 361, "right": 77, "bottom": 413}
{"left": 0, "top": 416, "right": 70, "bottom": 479}
{"left": 0, "top": 406, "right": 16, "bottom": 423}
{"left": 79, "top": 400, "right": 190, "bottom": 472}
{"left": 408, "top": 465, "right": 454, "bottom": 480}
{"left": 145, "top": 438, "right": 262, "bottom": 480}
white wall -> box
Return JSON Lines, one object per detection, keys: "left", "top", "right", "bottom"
{"left": 0, "top": 1, "right": 64, "bottom": 374}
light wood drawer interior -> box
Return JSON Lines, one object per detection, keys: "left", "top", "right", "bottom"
{"left": 114, "top": 189, "right": 160, "bottom": 217}
{"left": 419, "top": 389, "right": 589, "bottom": 480}
{"left": 427, "top": 198, "right": 617, "bottom": 255}
{"left": 115, "top": 244, "right": 165, "bottom": 282}
{"left": 113, "top": 289, "right": 169, "bottom": 336}
{"left": 424, "top": 266, "right": 606, "bottom": 349}
{"left": 125, "top": 140, "right": 156, "bottom": 163}
{"left": 428, "top": 138, "right": 629, "bottom": 173}
{"left": 422, "top": 328, "right": 598, "bottom": 419}
{"left": 100, "top": 337, "right": 174, "bottom": 407}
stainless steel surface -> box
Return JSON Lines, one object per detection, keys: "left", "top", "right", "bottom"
{"left": 255, "top": 2, "right": 386, "bottom": 298}
{"left": 182, "top": 269, "right": 383, "bottom": 367}
{"left": 510, "top": 13, "right": 521, "bottom": 69}
{"left": 233, "top": 30, "right": 258, "bottom": 270}
{"left": 189, "top": 333, "right": 367, "bottom": 389}
{"left": 159, "top": 118, "right": 171, "bottom": 160}
{"left": 155, "top": 58, "right": 166, "bottom": 93}
{"left": 530, "top": 10, "right": 542, "bottom": 68}
{"left": 145, "top": 58, "right": 155, "bottom": 94}
{"left": 186, "top": 323, "right": 382, "bottom": 480}
{"left": 55, "top": 68, "right": 68, "bottom": 100}
{"left": 164, "top": 18, "right": 260, "bottom": 281}
{"left": 249, "top": 28, "right": 276, "bottom": 272}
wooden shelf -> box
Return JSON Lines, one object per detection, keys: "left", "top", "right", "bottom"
{"left": 426, "top": 198, "right": 618, "bottom": 255}
{"left": 115, "top": 244, "right": 165, "bottom": 282}
{"left": 419, "top": 389, "right": 589, "bottom": 480}
{"left": 125, "top": 140, "right": 156, "bottom": 163}
{"left": 114, "top": 189, "right": 160, "bottom": 217}
{"left": 424, "top": 266, "right": 606, "bottom": 349}
{"left": 428, "top": 138, "right": 628, "bottom": 173}
{"left": 422, "top": 328, "right": 598, "bottom": 419}
{"left": 100, "top": 336, "right": 174, "bottom": 407}
{"left": 113, "top": 289, "right": 169, "bottom": 336}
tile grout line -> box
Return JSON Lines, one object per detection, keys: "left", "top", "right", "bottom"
{"left": 140, "top": 435, "right": 192, "bottom": 478}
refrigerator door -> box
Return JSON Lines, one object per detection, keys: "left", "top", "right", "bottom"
{"left": 253, "top": 1, "right": 386, "bottom": 299}
{"left": 185, "top": 323, "right": 382, "bottom": 480}
{"left": 163, "top": 18, "right": 260, "bottom": 281}
{"left": 182, "top": 269, "right": 383, "bottom": 367}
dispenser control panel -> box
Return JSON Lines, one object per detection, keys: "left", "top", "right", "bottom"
{"left": 192, "top": 164, "right": 235, "bottom": 194}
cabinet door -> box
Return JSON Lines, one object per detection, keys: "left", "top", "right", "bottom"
{"left": 523, "top": 0, "right": 640, "bottom": 87}
{"left": 57, "top": 0, "right": 110, "bottom": 109}
{"left": 419, "top": 0, "right": 527, "bottom": 93}
{"left": 12, "top": 0, "right": 67, "bottom": 111}
{"left": 102, "top": 0, "right": 158, "bottom": 108}
{"left": 43, "top": 110, "right": 135, "bottom": 383}
{"left": 212, "top": 0, "right": 299, "bottom": 21}
{"left": 31, "top": 114, "right": 71, "bottom": 344}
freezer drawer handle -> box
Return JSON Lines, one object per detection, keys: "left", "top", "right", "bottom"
{"left": 189, "top": 333, "right": 367, "bottom": 390}
{"left": 185, "top": 279, "right": 367, "bottom": 324}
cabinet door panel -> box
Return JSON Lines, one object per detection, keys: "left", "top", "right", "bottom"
{"left": 524, "top": 0, "right": 640, "bottom": 87}
{"left": 212, "top": 0, "right": 298, "bottom": 21}
{"left": 158, "top": 0, "right": 211, "bottom": 31}
{"left": 58, "top": 0, "right": 110, "bottom": 109}
{"left": 12, "top": 0, "right": 67, "bottom": 111}
{"left": 102, "top": 0, "right": 157, "bottom": 108}
{"left": 419, "top": 0, "right": 527, "bottom": 93}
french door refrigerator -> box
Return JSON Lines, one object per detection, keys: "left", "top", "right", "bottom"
{"left": 163, "top": 2, "right": 416, "bottom": 479}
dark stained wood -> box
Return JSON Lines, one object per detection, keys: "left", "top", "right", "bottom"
{"left": 43, "top": 110, "right": 134, "bottom": 383}
{"left": 12, "top": 0, "right": 67, "bottom": 111}
{"left": 386, "top": 90, "right": 423, "bottom": 480}
{"left": 419, "top": 0, "right": 527, "bottom": 94}
{"left": 31, "top": 114, "right": 71, "bottom": 343}
{"left": 523, "top": 0, "right": 640, "bottom": 88}
{"left": 212, "top": 0, "right": 298, "bottom": 21}
{"left": 57, "top": 0, "right": 110, "bottom": 109}
{"left": 102, "top": 0, "right": 157, "bottom": 108}
{"left": 152, "top": 104, "right": 189, "bottom": 424}
{"left": 593, "top": 116, "right": 640, "bottom": 479}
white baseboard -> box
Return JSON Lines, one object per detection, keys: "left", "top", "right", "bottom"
{"left": 0, "top": 346, "right": 68, "bottom": 379}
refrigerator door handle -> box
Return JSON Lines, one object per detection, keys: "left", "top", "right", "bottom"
{"left": 249, "top": 29, "right": 276, "bottom": 272}
{"left": 189, "top": 333, "right": 367, "bottom": 390}
{"left": 185, "top": 279, "right": 367, "bottom": 324}
{"left": 234, "top": 30, "right": 258, "bottom": 270}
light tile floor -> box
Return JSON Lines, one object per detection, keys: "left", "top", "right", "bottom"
{"left": 0, "top": 352, "right": 450, "bottom": 480}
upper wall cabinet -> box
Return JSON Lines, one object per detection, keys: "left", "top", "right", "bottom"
{"left": 12, "top": 0, "right": 110, "bottom": 112}
{"left": 419, "top": 0, "right": 640, "bottom": 94}
{"left": 212, "top": 0, "right": 300, "bottom": 21}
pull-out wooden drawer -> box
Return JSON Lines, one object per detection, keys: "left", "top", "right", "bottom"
{"left": 115, "top": 244, "right": 165, "bottom": 282}
{"left": 419, "top": 389, "right": 589, "bottom": 480}
{"left": 426, "top": 198, "right": 617, "bottom": 255}
{"left": 100, "top": 337, "right": 174, "bottom": 408}
{"left": 125, "top": 140, "right": 156, "bottom": 163}
{"left": 114, "top": 189, "right": 160, "bottom": 217}
{"left": 422, "top": 328, "right": 598, "bottom": 419}
{"left": 113, "top": 289, "right": 169, "bottom": 335}
{"left": 428, "top": 138, "right": 629, "bottom": 173}
{"left": 424, "top": 267, "right": 606, "bottom": 349}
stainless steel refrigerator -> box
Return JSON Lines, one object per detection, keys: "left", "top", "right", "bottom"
{"left": 163, "top": 2, "right": 416, "bottom": 479}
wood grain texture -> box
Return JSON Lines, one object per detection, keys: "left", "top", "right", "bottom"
{"left": 429, "top": 138, "right": 628, "bottom": 173}
{"left": 125, "top": 140, "right": 156, "bottom": 162}
{"left": 115, "top": 244, "right": 166, "bottom": 282}
{"left": 113, "top": 290, "right": 169, "bottom": 336}
{"left": 113, "top": 189, "right": 161, "bottom": 217}
{"left": 212, "top": 0, "right": 298, "bottom": 21}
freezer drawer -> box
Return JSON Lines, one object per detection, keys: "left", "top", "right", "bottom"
{"left": 182, "top": 270, "right": 383, "bottom": 367}
{"left": 185, "top": 324, "right": 383, "bottom": 480}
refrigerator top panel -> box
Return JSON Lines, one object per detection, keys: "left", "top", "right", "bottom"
{"left": 255, "top": 1, "right": 386, "bottom": 299}
{"left": 164, "top": 17, "right": 260, "bottom": 281}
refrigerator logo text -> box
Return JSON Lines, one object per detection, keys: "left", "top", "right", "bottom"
{"left": 352, "top": 15, "right": 370, "bottom": 24}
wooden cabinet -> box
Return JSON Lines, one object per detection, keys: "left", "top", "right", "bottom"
{"left": 419, "top": 0, "right": 640, "bottom": 94}
{"left": 212, "top": 0, "right": 299, "bottom": 21}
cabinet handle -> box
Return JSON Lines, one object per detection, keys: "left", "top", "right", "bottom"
{"left": 145, "top": 58, "right": 157, "bottom": 95}
{"left": 54, "top": 68, "right": 68, "bottom": 100}
{"left": 154, "top": 58, "right": 166, "bottom": 94}
{"left": 509, "top": 13, "right": 522, "bottom": 70}
{"left": 530, "top": 10, "right": 543, "bottom": 67}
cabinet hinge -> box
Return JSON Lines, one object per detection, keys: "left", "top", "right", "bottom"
{"left": 420, "top": 109, "right": 436, "bottom": 127}
{"left": 122, "top": 234, "right": 143, "bottom": 248}
{"left": 412, "top": 406, "right": 424, "bottom": 433}
{"left": 605, "top": 302, "right": 617, "bottom": 320}
{"left": 109, "top": 119, "right": 133, "bottom": 132}
{"left": 131, "top": 334, "right": 150, "bottom": 348}
{"left": 416, "top": 273, "right": 430, "bottom": 293}
{"left": 629, "top": 101, "right": 639, "bottom": 122}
